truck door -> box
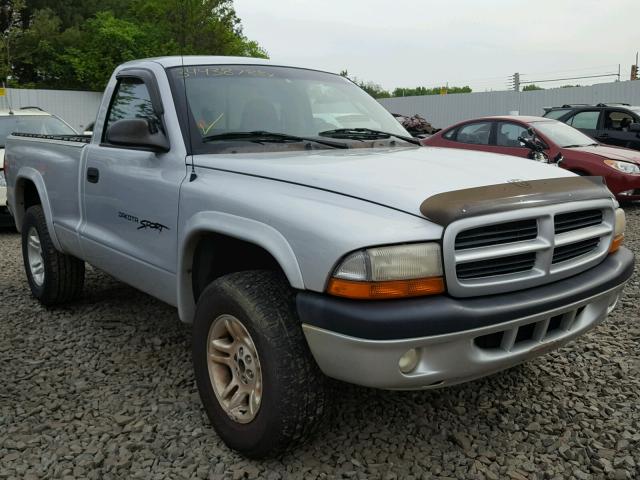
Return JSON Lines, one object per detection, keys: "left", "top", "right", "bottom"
{"left": 80, "top": 71, "right": 185, "bottom": 298}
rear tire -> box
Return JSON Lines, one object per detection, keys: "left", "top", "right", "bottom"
{"left": 21, "top": 205, "right": 85, "bottom": 305}
{"left": 192, "top": 270, "right": 328, "bottom": 458}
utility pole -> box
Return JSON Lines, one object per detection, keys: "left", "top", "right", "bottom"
{"left": 512, "top": 72, "right": 520, "bottom": 92}
{"left": 632, "top": 53, "right": 639, "bottom": 81}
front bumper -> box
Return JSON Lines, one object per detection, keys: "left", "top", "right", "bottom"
{"left": 605, "top": 171, "right": 640, "bottom": 201}
{"left": 298, "top": 248, "right": 634, "bottom": 390}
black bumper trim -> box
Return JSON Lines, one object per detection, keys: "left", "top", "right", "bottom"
{"left": 296, "top": 247, "right": 635, "bottom": 341}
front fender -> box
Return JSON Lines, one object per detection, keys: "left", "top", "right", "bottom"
{"left": 177, "top": 211, "right": 305, "bottom": 323}
{"left": 13, "top": 168, "right": 62, "bottom": 251}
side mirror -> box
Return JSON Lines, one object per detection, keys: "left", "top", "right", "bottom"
{"left": 106, "top": 118, "right": 169, "bottom": 152}
{"left": 518, "top": 135, "right": 545, "bottom": 152}
{"left": 629, "top": 123, "right": 640, "bottom": 133}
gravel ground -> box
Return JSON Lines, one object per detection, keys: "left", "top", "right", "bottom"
{"left": 1, "top": 206, "right": 639, "bottom": 480}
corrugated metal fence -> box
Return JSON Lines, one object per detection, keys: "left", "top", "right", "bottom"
{"left": 4, "top": 80, "right": 640, "bottom": 133}
{"left": 1, "top": 88, "right": 103, "bottom": 132}
{"left": 379, "top": 80, "right": 640, "bottom": 130}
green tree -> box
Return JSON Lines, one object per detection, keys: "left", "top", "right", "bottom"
{"left": 0, "top": 0, "right": 25, "bottom": 85}
{"left": 391, "top": 85, "right": 472, "bottom": 96}
{"left": 4, "top": 0, "right": 267, "bottom": 90}
{"left": 338, "top": 69, "right": 390, "bottom": 99}
{"left": 522, "top": 84, "right": 544, "bottom": 91}
{"left": 358, "top": 81, "right": 391, "bottom": 99}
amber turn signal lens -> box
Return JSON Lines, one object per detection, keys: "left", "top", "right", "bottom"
{"left": 609, "top": 234, "right": 624, "bottom": 253}
{"left": 327, "top": 277, "right": 445, "bottom": 300}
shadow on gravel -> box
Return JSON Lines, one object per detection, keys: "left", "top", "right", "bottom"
{"left": 2, "top": 224, "right": 639, "bottom": 479}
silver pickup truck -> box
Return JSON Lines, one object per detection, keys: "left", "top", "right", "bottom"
{"left": 4, "top": 56, "right": 634, "bottom": 457}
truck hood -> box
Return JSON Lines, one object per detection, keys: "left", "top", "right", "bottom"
{"left": 566, "top": 144, "right": 640, "bottom": 164}
{"left": 195, "top": 146, "right": 576, "bottom": 217}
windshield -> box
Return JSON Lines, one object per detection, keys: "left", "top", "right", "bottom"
{"left": 531, "top": 120, "right": 598, "bottom": 148}
{"left": 168, "top": 65, "right": 411, "bottom": 153}
{"left": 0, "top": 115, "right": 76, "bottom": 147}
{"left": 542, "top": 109, "right": 570, "bottom": 120}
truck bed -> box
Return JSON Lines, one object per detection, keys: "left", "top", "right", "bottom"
{"left": 6, "top": 132, "right": 89, "bottom": 253}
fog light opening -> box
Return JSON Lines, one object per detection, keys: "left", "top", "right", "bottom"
{"left": 607, "top": 294, "right": 620, "bottom": 314}
{"left": 399, "top": 348, "right": 420, "bottom": 374}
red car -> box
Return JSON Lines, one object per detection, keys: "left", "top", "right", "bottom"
{"left": 422, "top": 115, "right": 640, "bottom": 201}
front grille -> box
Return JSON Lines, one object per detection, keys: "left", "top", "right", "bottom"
{"left": 443, "top": 201, "right": 614, "bottom": 297}
{"left": 554, "top": 209, "right": 602, "bottom": 234}
{"left": 552, "top": 237, "right": 600, "bottom": 264}
{"left": 456, "top": 252, "right": 536, "bottom": 279}
{"left": 455, "top": 219, "right": 537, "bottom": 250}
{"left": 473, "top": 307, "right": 585, "bottom": 351}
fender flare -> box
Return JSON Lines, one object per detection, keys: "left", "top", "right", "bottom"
{"left": 177, "top": 211, "right": 305, "bottom": 323}
{"left": 14, "top": 168, "right": 63, "bottom": 251}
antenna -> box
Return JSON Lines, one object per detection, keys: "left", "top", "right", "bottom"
{"left": 179, "top": 0, "right": 196, "bottom": 182}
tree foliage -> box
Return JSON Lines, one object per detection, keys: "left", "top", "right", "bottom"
{"left": 339, "top": 69, "right": 391, "bottom": 99}
{"left": 522, "top": 84, "right": 544, "bottom": 91}
{"left": 0, "top": 0, "right": 267, "bottom": 90}
{"left": 392, "top": 85, "right": 472, "bottom": 96}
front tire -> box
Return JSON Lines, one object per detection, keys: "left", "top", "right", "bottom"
{"left": 192, "top": 270, "right": 328, "bottom": 458}
{"left": 21, "top": 205, "right": 85, "bottom": 305}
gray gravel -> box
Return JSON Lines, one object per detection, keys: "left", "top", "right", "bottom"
{"left": 1, "top": 205, "right": 640, "bottom": 480}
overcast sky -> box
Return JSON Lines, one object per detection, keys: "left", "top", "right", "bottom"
{"left": 234, "top": 0, "right": 640, "bottom": 92}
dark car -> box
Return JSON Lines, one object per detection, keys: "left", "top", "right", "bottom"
{"left": 543, "top": 103, "right": 640, "bottom": 151}
{"left": 422, "top": 115, "right": 640, "bottom": 202}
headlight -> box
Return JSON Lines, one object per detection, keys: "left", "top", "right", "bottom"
{"left": 610, "top": 208, "right": 625, "bottom": 253}
{"left": 327, "top": 243, "right": 445, "bottom": 299}
{"left": 604, "top": 159, "right": 640, "bottom": 174}
{"left": 0, "top": 170, "right": 5, "bottom": 187}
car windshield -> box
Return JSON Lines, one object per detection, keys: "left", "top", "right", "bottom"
{"left": 168, "top": 65, "right": 412, "bottom": 153}
{"left": 531, "top": 120, "right": 598, "bottom": 148}
{"left": 0, "top": 115, "right": 76, "bottom": 147}
{"left": 542, "top": 109, "right": 570, "bottom": 120}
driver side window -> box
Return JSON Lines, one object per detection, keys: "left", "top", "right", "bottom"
{"left": 496, "top": 123, "right": 528, "bottom": 147}
{"left": 104, "top": 78, "right": 160, "bottom": 141}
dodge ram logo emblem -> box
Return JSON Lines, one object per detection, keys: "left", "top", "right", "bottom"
{"left": 507, "top": 179, "right": 532, "bottom": 188}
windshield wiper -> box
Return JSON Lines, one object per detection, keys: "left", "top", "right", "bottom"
{"left": 318, "top": 128, "right": 420, "bottom": 145}
{"left": 201, "top": 131, "right": 348, "bottom": 149}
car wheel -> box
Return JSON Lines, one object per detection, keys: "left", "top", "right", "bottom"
{"left": 192, "top": 270, "right": 329, "bottom": 458}
{"left": 21, "top": 205, "right": 85, "bottom": 305}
